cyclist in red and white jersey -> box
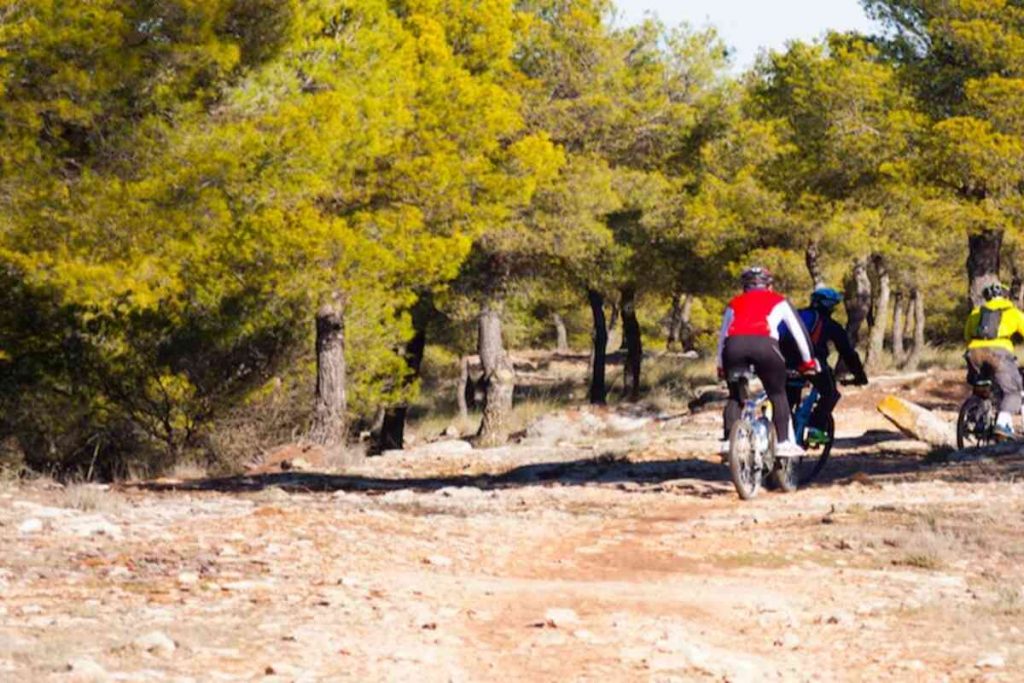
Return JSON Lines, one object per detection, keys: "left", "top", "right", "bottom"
{"left": 716, "top": 267, "right": 818, "bottom": 457}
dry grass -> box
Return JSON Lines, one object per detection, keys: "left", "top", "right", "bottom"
{"left": 169, "top": 459, "right": 209, "bottom": 481}
{"left": 60, "top": 483, "right": 123, "bottom": 514}
{"left": 995, "top": 585, "right": 1024, "bottom": 616}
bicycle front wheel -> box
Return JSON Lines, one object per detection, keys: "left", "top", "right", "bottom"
{"left": 728, "top": 419, "right": 763, "bottom": 500}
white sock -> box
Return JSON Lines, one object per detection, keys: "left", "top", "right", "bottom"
{"left": 998, "top": 412, "right": 1014, "bottom": 429}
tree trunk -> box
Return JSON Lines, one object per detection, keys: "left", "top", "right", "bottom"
{"left": 845, "top": 256, "right": 872, "bottom": 347}
{"left": 309, "top": 293, "right": 347, "bottom": 447}
{"left": 607, "top": 301, "right": 621, "bottom": 351}
{"left": 901, "top": 296, "right": 914, "bottom": 354}
{"left": 904, "top": 288, "right": 926, "bottom": 371}
{"left": 665, "top": 293, "right": 683, "bottom": 351}
{"left": 587, "top": 289, "right": 608, "bottom": 405}
{"left": 457, "top": 356, "right": 471, "bottom": 420}
{"left": 1012, "top": 262, "right": 1024, "bottom": 308}
{"left": 891, "top": 291, "right": 906, "bottom": 364}
{"left": 967, "top": 229, "right": 1003, "bottom": 307}
{"left": 866, "top": 256, "right": 891, "bottom": 371}
{"left": 806, "top": 241, "right": 827, "bottom": 290}
{"left": 552, "top": 313, "right": 569, "bottom": 353}
{"left": 376, "top": 305, "right": 429, "bottom": 453}
{"left": 680, "top": 294, "right": 695, "bottom": 351}
{"left": 620, "top": 286, "right": 643, "bottom": 402}
{"left": 475, "top": 303, "right": 514, "bottom": 447}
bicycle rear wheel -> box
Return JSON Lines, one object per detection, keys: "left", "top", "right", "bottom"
{"left": 956, "top": 396, "right": 996, "bottom": 450}
{"left": 798, "top": 415, "right": 834, "bottom": 486}
{"left": 728, "top": 419, "right": 763, "bottom": 500}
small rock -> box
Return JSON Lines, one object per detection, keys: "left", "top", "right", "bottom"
{"left": 442, "top": 425, "right": 460, "bottom": 438}
{"left": 132, "top": 631, "right": 176, "bottom": 657}
{"left": 177, "top": 572, "right": 199, "bottom": 587}
{"left": 18, "top": 518, "right": 42, "bottom": 535}
{"left": 898, "top": 660, "right": 926, "bottom": 671}
{"left": 543, "top": 608, "right": 579, "bottom": 628}
{"left": 67, "top": 517, "right": 122, "bottom": 539}
{"left": 826, "top": 610, "right": 854, "bottom": 626}
{"left": 424, "top": 555, "right": 453, "bottom": 568}
{"left": 66, "top": 657, "right": 110, "bottom": 683}
{"left": 976, "top": 654, "right": 1005, "bottom": 669}
{"left": 774, "top": 633, "right": 800, "bottom": 650}
{"left": 265, "top": 663, "right": 304, "bottom": 677}
{"left": 254, "top": 443, "right": 328, "bottom": 474}
{"left": 223, "top": 580, "right": 273, "bottom": 592}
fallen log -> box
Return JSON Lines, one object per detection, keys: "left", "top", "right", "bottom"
{"left": 877, "top": 395, "right": 956, "bottom": 448}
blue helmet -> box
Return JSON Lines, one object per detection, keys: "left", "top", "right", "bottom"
{"left": 810, "top": 287, "right": 843, "bottom": 311}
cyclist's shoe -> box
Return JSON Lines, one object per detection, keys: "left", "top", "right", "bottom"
{"left": 806, "top": 428, "right": 830, "bottom": 447}
{"left": 776, "top": 440, "right": 806, "bottom": 458}
{"left": 994, "top": 424, "right": 1016, "bottom": 440}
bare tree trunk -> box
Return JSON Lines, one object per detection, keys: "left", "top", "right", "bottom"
{"left": 904, "top": 289, "right": 926, "bottom": 371}
{"left": 967, "top": 229, "right": 1003, "bottom": 307}
{"left": 1012, "top": 262, "right": 1024, "bottom": 308}
{"left": 891, "top": 290, "right": 906, "bottom": 364}
{"left": 866, "top": 256, "right": 891, "bottom": 371}
{"left": 456, "top": 356, "right": 471, "bottom": 420}
{"left": 679, "top": 294, "right": 695, "bottom": 351}
{"left": 665, "top": 293, "right": 682, "bottom": 351}
{"left": 552, "top": 313, "right": 569, "bottom": 353}
{"left": 901, "top": 296, "right": 914, "bottom": 355}
{"left": 377, "top": 304, "right": 429, "bottom": 452}
{"left": 309, "top": 293, "right": 347, "bottom": 447}
{"left": 588, "top": 289, "right": 607, "bottom": 405}
{"left": 845, "top": 256, "right": 872, "bottom": 348}
{"left": 620, "top": 286, "right": 643, "bottom": 402}
{"left": 806, "top": 241, "right": 827, "bottom": 290}
{"left": 475, "top": 303, "right": 514, "bottom": 447}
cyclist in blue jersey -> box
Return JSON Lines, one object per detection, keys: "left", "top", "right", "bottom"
{"left": 781, "top": 287, "right": 868, "bottom": 445}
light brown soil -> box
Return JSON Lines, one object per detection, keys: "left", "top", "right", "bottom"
{"left": 2, "top": 370, "right": 1023, "bottom": 682}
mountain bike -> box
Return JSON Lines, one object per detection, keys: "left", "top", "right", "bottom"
{"left": 726, "top": 368, "right": 796, "bottom": 500}
{"left": 787, "top": 375, "right": 835, "bottom": 486}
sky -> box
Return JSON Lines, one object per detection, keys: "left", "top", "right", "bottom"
{"left": 617, "top": 0, "right": 877, "bottom": 69}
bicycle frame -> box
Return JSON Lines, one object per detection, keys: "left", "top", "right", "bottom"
{"left": 790, "top": 382, "right": 820, "bottom": 443}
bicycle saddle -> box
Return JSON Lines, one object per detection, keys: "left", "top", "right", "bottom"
{"left": 727, "top": 366, "right": 757, "bottom": 383}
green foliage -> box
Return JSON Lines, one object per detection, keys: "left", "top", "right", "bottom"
{"left": 0, "top": 0, "right": 1018, "bottom": 476}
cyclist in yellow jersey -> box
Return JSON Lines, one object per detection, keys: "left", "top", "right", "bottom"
{"left": 964, "top": 283, "right": 1024, "bottom": 438}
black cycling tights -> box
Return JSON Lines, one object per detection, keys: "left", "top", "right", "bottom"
{"left": 722, "top": 336, "right": 792, "bottom": 442}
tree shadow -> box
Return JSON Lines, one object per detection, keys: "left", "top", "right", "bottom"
{"left": 134, "top": 454, "right": 733, "bottom": 496}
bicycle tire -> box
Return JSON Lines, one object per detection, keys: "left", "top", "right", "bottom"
{"left": 956, "top": 396, "right": 995, "bottom": 450}
{"left": 728, "top": 419, "right": 761, "bottom": 500}
{"left": 798, "top": 415, "right": 835, "bottom": 486}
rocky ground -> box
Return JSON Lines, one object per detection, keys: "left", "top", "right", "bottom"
{"left": 2, "top": 370, "right": 1024, "bottom": 682}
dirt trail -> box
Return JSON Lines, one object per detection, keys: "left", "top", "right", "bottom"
{"left": 2, "top": 371, "right": 1024, "bottom": 681}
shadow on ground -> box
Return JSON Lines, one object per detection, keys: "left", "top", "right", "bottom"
{"left": 131, "top": 428, "right": 1024, "bottom": 498}
{"left": 133, "top": 455, "right": 732, "bottom": 496}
